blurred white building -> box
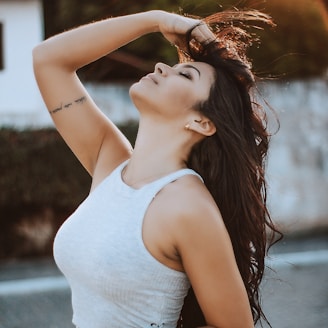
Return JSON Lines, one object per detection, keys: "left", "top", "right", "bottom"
{"left": 0, "top": 0, "right": 49, "bottom": 128}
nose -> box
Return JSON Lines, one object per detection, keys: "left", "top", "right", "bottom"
{"left": 155, "top": 62, "right": 172, "bottom": 76}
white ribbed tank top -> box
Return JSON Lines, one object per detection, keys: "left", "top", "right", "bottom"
{"left": 53, "top": 160, "right": 203, "bottom": 328}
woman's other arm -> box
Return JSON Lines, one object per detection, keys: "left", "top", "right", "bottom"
{"left": 174, "top": 186, "right": 254, "bottom": 328}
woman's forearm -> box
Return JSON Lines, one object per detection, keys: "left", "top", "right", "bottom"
{"left": 33, "top": 11, "right": 163, "bottom": 71}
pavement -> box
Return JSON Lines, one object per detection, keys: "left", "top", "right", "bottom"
{"left": 0, "top": 234, "right": 327, "bottom": 328}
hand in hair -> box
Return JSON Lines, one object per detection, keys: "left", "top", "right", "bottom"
{"left": 154, "top": 10, "right": 216, "bottom": 52}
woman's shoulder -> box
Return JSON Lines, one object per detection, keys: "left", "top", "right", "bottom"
{"left": 154, "top": 173, "right": 228, "bottom": 254}
{"left": 157, "top": 173, "right": 222, "bottom": 224}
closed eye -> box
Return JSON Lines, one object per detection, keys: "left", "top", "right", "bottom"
{"left": 179, "top": 71, "right": 192, "bottom": 80}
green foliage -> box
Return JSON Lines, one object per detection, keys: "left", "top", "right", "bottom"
{"left": 0, "top": 124, "right": 138, "bottom": 259}
{"left": 0, "top": 124, "right": 138, "bottom": 209}
{"left": 0, "top": 128, "right": 90, "bottom": 209}
{"left": 43, "top": 0, "right": 328, "bottom": 80}
{"left": 248, "top": 0, "right": 328, "bottom": 79}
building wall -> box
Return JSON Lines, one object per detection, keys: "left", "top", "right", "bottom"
{"left": 0, "top": 0, "right": 44, "bottom": 127}
{"left": 262, "top": 79, "right": 328, "bottom": 233}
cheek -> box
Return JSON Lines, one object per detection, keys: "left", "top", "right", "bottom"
{"left": 162, "top": 83, "right": 198, "bottom": 110}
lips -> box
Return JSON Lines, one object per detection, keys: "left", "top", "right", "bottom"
{"left": 144, "top": 73, "right": 158, "bottom": 84}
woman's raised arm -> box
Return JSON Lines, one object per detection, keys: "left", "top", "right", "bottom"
{"left": 32, "top": 11, "right": 159, "bottom": 181}
{"left": 32, "top": 10, "right": 213, "bottom": 183}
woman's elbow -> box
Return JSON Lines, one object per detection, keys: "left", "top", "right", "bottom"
{"left": 32, "top": 41, "right": 50, "bottom": 71}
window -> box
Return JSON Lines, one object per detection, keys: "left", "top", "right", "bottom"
{"left": 0, "top": 23, "right": 3, "bottom": 70}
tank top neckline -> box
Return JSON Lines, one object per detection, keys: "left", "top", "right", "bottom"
{"left": 117, "top": 160, "right": 203, "bottom": 192}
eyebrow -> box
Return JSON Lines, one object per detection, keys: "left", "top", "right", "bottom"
{"left": 174, "top": 64, "right": 201, "bottom": 78}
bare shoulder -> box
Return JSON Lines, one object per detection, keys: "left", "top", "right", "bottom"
{"left": 159, "top": 173, "right": 226, "bottom": 232}
{"left": 153, "top": 173, "right": 230, "bottom": 253}
{"left": 164, "top": 173, "right": 234, "bottom": 263}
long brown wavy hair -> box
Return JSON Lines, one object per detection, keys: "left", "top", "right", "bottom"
{"left": 176, "top": 8, "right": 282, "bottom": 328}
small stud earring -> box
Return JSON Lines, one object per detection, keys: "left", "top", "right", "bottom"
{"left": 184, "top": 124, "right": 190, "bottom": 130}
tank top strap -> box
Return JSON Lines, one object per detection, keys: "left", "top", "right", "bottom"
{"left": 143, "top": 167, "right": 204, "bottom": 200}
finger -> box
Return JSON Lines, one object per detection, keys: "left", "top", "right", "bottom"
{"left": 190, "top": 22, "right": 216, "bottom": 45}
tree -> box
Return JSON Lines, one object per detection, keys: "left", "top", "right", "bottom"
{"left": 41, "top": 0, "right": 328, "bottom": 80}
{"left": 248, "top": 0, "right": 328, "bottom": 79}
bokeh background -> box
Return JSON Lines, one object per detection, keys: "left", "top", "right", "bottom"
{"left": 0, "top": 0, "right": 327, "bottom": 327}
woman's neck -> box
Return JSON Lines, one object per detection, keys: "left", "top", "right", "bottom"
{"left": 123, "top": 120, "right": 193, "bottom": 188}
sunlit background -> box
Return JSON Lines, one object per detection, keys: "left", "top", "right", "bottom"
{"left": 0, "top": 0, "right": 327, "bottom": 327}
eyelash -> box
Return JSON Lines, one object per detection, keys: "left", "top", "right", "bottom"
{"left": 179, "top": 72, "right": 192, "bottom": 80}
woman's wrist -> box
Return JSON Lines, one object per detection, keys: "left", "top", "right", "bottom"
{"left": 140, "top": 10, "right": 168, "bottom": 34}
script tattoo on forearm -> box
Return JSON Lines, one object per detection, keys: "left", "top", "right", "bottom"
{"left": 49, "top": 96, "right": 87, "bottom": 115}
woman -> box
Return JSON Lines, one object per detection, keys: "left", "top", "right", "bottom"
{"left": 33, "top": 8, "right": 280, "bottom": 328}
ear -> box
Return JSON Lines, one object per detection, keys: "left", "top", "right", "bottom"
{"left": 187, "top": 117, "right": 216, "bottom": 137}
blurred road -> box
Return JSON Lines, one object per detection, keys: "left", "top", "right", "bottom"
{"left": 0, "top": 234, "right": 327, "bottom": 328}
